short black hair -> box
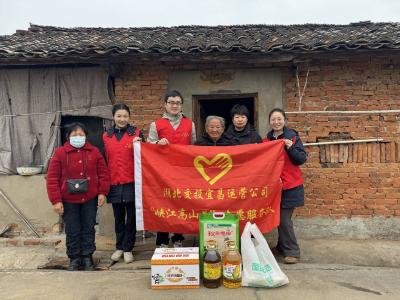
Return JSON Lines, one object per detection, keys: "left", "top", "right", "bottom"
{"left": 230, "top": 104, "right": 249, "bottom": 119}
{"left": 268, "top": 108, "right": 287, "bottom": 121}
{"left": 65, "top": 122, "right": 88, "bottom": 139}
{"left": 163, "top": 90, "right": 183, "bottom": 103}
{"left": 112, "top": 103, "right": 130, "bottom": 116}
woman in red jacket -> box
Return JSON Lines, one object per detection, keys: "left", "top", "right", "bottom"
{"left": 103, "top": 103, "right": 144, "bottom": 263}
{"left": 46, "top": 122, "right": 110, "bottom": 271}
{"left": 264, "top": 108, "right": 307, "bottom": 264}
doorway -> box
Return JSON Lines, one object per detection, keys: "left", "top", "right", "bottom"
{"left": 193, "top": 94, "right": 257, "bottom": 138}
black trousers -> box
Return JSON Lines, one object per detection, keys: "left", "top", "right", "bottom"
{"left": 63, "top": 198, "right": 97, "bottom": 259}
{"left": 156, "top": 232, "right": 184, "bottom": 246}
{"left": 276, "top": 207, "right": 300, "bottom": 257}
{"left": 112, "top": 202, "right": 136, "bottom": 251}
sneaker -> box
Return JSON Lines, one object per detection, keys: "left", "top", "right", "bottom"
{"left": 111, "top": 250, "right": 123, "bottom": 262}
{"left": 173, "top": 241, "right": 183, "bottom": 248}
{"left": 123, "top": 252, "right": 134, "bottom": 264}
{"left": 283, "top": 256, "right": 299, "bottom": 264}
{"left": 158, "top": 244, "right": 169, "bottom": 248}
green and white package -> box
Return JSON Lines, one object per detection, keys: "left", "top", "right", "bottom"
{"left": 199, "top": 212, "right": 239, "bottom": 274}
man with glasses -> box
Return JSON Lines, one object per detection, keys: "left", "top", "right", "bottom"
{"left": 148, "top": 90, "right": 196, "bottom": 247}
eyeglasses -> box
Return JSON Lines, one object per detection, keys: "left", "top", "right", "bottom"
{"left": 166, "top": 101, "right": 182, "bottom": 106}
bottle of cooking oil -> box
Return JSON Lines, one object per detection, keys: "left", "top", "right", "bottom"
{"left": 203, "top": 240, "right": 222, "bottom": 288}
{"left": 222, "top": 240, "right": 242, "bottom": 288}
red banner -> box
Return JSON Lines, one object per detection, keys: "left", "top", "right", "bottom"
{"left": 134, "top": 141, "right": 285, "bottom": 234}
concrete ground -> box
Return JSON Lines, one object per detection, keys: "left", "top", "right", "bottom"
{"left": 1, "top": 265, "right": 399, "bottom": 300}
{"left": 0, "top": 234, "right": 399, "bottom": 300}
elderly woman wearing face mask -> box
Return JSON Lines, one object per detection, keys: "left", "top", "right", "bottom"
{"left": 46, "top": 122, "right": 110, "bottom": 271}
{"left": 195, "top": 115, "right": 233, "bottom": 146}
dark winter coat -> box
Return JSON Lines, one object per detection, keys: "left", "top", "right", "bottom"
{"left": 265, "top": 127, "right": 307, "bottom": 208}
{"left": 46, "top": 141, "right": 110, "bottom": 205}
{"left": 195, "top": 134, "right": 236, "bottom": 146}
{"left": 223, "top": 123, "right": 262, "bottom": 145}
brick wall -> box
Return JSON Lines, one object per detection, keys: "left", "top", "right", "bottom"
{"left": 114, "top": 65, "right": 169, "bottom": 134}
{"left": 285, "top": 54, "right": 400, "bottom": 218}
{"left": 114, "top": 53, "right": 400, "bottom": 219}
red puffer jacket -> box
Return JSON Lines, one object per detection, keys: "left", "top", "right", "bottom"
{"left": 46, "top": 141, "right": 110, "bottom": 204}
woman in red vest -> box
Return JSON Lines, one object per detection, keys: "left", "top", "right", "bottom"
{"left": 264, "top": 108, "right": 307, "bottom": 264}
{"left": 47, "top": 122, "right": 110, "bottom": 271}
{"left": 148, "top": 90, "right": 196, "bottom": 247}
{"left": 103, "top": 103, "right": 145, "bottom": 263}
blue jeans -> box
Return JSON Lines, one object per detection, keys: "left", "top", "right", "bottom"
{"left": 63, "top": 198, "right": 97, "bottom": 258}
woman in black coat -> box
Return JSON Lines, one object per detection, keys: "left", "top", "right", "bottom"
{"left": 265, "top": 108, "right": 307, "bottom": 264}
{"left": 223, "top": 104, "right": 262, "bottom": 145}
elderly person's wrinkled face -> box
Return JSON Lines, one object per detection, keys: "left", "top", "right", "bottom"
{"left": 206, "top": 118, "right": 224, "bottom": 141}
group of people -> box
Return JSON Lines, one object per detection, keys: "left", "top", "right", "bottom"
{"left": 46, "top": 89, "right": 307, "bottom": 271}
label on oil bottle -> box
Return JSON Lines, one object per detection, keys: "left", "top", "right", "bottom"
{"left": 223, "top": 263, "right": 241, "bottom": 280}
{"left": 204, "top": 262, "right": 222, "bottom": 280}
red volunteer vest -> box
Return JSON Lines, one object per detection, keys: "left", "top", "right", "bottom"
{"left": 103, "top": 129, "right": 139, "bottom": 185}
{"left": 265, "top": 136, "right": 304, "bottom": 190}
{"left": 155, "top": 117, "right": 192, "bottom": 145}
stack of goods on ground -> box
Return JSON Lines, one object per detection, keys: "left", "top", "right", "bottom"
{"left": 151, "top": 247, "right": 200, "bottom": 289}
{"left": 150, "top": 212, "right": 289, "bottom": 289}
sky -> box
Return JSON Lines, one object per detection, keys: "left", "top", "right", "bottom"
{"left": 1, "top": 0, "right": 400, "bottom": 35}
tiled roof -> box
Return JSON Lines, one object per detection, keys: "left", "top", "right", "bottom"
{"left": 1, "top": 22, "right": 400, "bottom": 62}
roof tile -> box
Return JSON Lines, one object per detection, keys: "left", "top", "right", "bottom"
{"left": 0, "top": 22, "right": 399, "bottom": 61}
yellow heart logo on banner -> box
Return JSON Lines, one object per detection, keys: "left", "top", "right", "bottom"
{"left": 193, "top": 153, "right": 233, "bottom": 185}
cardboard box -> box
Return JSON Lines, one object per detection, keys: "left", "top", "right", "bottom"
{"left": 199, "top": 212, "right": 239, "bottom": 274}
{"left": 151, "top": 247, "right": 200, "bottom": 289}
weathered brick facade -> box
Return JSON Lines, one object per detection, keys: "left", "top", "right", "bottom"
{"left": 113, "top": 52, "right": 400, "bottom": 220}
{"left": 287, "top": 53, "right": 400, "bottom": 218}
{"left": 114, "top": 65, "right": 169, "bottom": 130}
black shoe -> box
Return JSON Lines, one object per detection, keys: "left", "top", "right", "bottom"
{"left": 271, "top": 247, "right": 284, "bottom": 257}
{"left": 67, "top": 257, "right": 81, "bottom": 271}
{"left": 81, "top": 255, "right": 95, "bottom": 271}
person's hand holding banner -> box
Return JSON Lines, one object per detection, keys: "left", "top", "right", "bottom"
{"left": 134, "top": 141, "right": 285, "bottom": 234}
